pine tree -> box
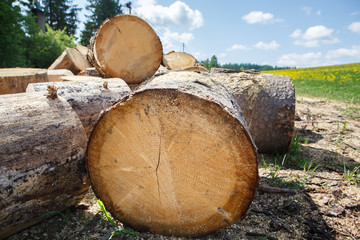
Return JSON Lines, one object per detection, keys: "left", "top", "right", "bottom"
{"left": 80, "top": 0, "right": 123, "bottom": 46}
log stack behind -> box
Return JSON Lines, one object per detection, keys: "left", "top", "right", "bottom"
{"left": 87, "top": 71, "right": 258, "bottom": 237}
{"left": 0, "top": 92, "right": 89, "bottom": 239}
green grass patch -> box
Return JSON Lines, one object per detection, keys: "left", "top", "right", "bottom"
{"left": 263, "top": 63, "right": 360, "bottom": 104}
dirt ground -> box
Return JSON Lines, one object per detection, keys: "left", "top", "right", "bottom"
{"left": 7, "top": 96, "right": 360, "bottom": 240}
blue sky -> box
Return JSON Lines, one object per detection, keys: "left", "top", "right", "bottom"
{"left": 73, "top": 0, "right": 360, "bottom": 68}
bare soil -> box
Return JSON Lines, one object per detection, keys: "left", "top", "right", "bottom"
{"left": 7, "top": 96, "right": 360, "bottom": 240}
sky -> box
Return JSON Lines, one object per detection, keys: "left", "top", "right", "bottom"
{"left": 73, "top": 0, "right": 360, "bottom": 68}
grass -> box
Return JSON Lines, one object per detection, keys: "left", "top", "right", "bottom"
{"left": 343, "top": 163, "right": 360, "bottom": 185}
{"left": 263, "top": 63, "right": 360, "bottom": 104}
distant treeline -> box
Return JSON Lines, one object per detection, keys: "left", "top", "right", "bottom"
{"left": 200, "top": 55, "right": 295, "bottom": 71}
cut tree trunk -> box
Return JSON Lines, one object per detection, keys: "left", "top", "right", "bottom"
{"left": 162, "top": 52, "right": 196, "bottom": 70}
{"left": 0, "top": 68, "right": 48, "bottom": 94}
{"left": 87, "top": 14, "right": 162, "bottom": 84}
{"left": 212, "top": 71, "right": 295, "bottom": 153}
{"left": 87, "top": 71, "right": 258, "bottom": 237}
{"left": 0, "top": 92, "right": 89, "bottom": 239}
{"left": 26, "top": 78, "right": 131, "bottom": 137}
{"left": 60, "top": 75, "right": 102, "bottom": 82}
{"left": 47, "top": 69, "right": 74, "bottom": 82}
{"left": 48, "top": 48, "right": 92, "bottom": 75}
{"left": 77, "top": 67, "right": 101, "bottom": 77}
{"left": 75, "top": 45, "right": 89, "bottom": 58}
{"left": 183, "top": 65, "right": 209, "bottom": 73}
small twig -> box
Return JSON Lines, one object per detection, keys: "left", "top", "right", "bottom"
{"left": 269, "top": 216, "right": 292, "bottom": 233}
{"left": 46, "top": 85, "right": 58, "bottom": 100}
{"left": 103, "top": 81, "right": 108, "bottom": 89}
{"left": 258, "top": 185, "right": 296, "bottom": 194}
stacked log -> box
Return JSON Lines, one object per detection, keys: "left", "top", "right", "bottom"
{"left": 48, "top": 48, "right": 92, "bottom": 75}
{"left": 162, "top": 52, "right": 197, "bottom": 71}
{"left": 26, "top": 78, "right": 132, "bottom": 137}
{"left": 87, "top": 71, "right": 258, "bottom": 237}
{"left": 0, "top": 68, "right": 48, "bottom": 94}
{"left": 47, "top": 69, "right": 74, "bottom": 82}
{"left": 87, "top": 14, "right": 163, "bottom": 83}
{"left": 0, "top": 92, "right": 89, "bottom": 239}
{"left": 212, "top": 71, "right": 295, "bottom": 153}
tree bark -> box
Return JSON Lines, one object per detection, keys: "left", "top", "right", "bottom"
{"left": 87, "top": 15, "right": 162, "bottom": 84}
{"left": 212, "top": 71, "right": 295, "bottom": 153}
{"left": 0, "top": 92, "right": 89, "bottom": 239}
{"left": 87, "top": 71, "right": 258, "bottom": 237}
{"left": 26, "top": 78, "right": 132, "bottom": 137}
{"left": 0, "top": 68, "right": 48, "bottom": 95}
{"left": 163, "top": 52, "right": 196, "bottom": 70}
{"left": 48, "top": 48, "right": 92, "bottom": 75}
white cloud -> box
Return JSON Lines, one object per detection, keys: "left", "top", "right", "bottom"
{"left": 349, "top": 22, "right": 360, "bottom": 34}
{"left": 160, "top": 30, "right": 194, "bottom": 53}
{"left": 226, "top": 44, "right": 250, "bottom": 51}
{"left": 302, "top": 6, "right": 312, "bottom": 15}
{"left": 277, "top": 52, "right": 323, "bottom": 67}
{"left": 242, "top": 11, "right": 282, "bottom": 24}
{"left": 316, "top": 10, "right": 321, "bottom": 16}
{"left": 326, "top": 45, "right": 360, "bottom": 59}
{"left": 254, "top": 40, "right": 280, "bottom": 50}
{"left": 291, "top": 25, "right": 339, "bottom": 47}
{"left": 135, "top": 0, "right": 204, "bottom": 30}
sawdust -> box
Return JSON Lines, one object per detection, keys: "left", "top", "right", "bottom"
{"left": 7, "top": 96, "right": 360, "bottom": 240}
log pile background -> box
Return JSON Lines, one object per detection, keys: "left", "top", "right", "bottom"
{"left": 0, "top": 14, "right": 295, "bottom": 238}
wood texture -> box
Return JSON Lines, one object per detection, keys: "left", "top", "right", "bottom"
{"left": 0, "top": 92, "right": 89, "bottom": 239}
{"left": 26, "top": 78, "right": 131, "bottom": 136}
{"left": 87, "top": 14, "right": 162, "bottom": 84}
{"left": 163, "top": 52, "right": 196, "bottom": 70}
{"left": 87, "top": 71, "right": 258, "bottom": 237}
{"left": 212, "top": 71, "right": 295, "bottom": 153}
{"left": 48, "top": 48, "right": 92, "bottom": 75}
{"left": 47, "top": 69, "right": 74, "bottom": 82}
{"left": 0, "top": 68, "right": 48, "bottom": 94}
{"left": 183, "top": 65, "right": 209, "bottom": 73}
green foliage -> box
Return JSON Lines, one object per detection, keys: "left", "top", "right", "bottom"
{"left": 343, "top": 164, "right": 360, "bottom": 185}
{"left": 0, "top": 0, "right": 27, "bottom": 67}
{"left": 26, "top": 24, "right": 76, "bottom": 68}
{"left": 81, "top": 0, "right": 123, "bottom": 46}
{"left": 97, "top": 199, "right": 138, "bottom": 239}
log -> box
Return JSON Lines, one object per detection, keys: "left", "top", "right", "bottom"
{"left": 60, "top": 75, "right": 102, "bottom": 82}
{"left": 183, "top": 65, "right": 209, "bottom": 73}
{"left": 0, "top": 92, "right": 89, "bottom": 239}
{"left": 0, "top": 68, "right": 48, "bottom": 94}
{"left": 163, "top": 52, "right": 196, "bottom": 70}
{"left": 212, "top": 72, "right": 295, "bottom": 153}
{"left": 26, "top": 78, "right": 131, "bottom": 137}
{"left": 77, "top": 67, "right": 102, "bottom": 77}
{"left": 87, "top": 71, "right": 258, "bottom": 237}
{"left": 75, "top": 45, "right": 89, "bottom": 58}
{"left": 47, "top": 69, "right": 74, "bottom": 82}
{"left": 48, "top": 47, "right": 92, "bottom": 75}
{"left": 87, "top": 14, "right": 162, "bottom": 84}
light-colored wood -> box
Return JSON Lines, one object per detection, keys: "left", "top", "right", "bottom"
{"left": 163, "top": 52, "right": 196, "bottom": 70}
{"left": 212, "top": 71, "right": 295, "bottom": 153}
{"left": 60, "top": 75, "right": 103, "bottom": 82}
{"left": 47, "top": 69, "right": 74, "bottom": 82}
{"left": 48, "top": 48, "right": 92, "bottom": 75}
{"left": 75, "top": 45, "right": 89, "bottom": 58}
{"left": 0, "top": 92, "right": 88, "bottom": 239}
{"left": 87, "top": 14, "right": 163, "bottom": 84}
{"left": 77, "top": 67, "right": 102, "bottom": 77}
{"left": 0, "top": 68, "right": 48, "bottom": 94}
{"left": 182, "top": 65, "right": 209, "bottom": 73}
{"left": 87, "top": 71, "right": 258, "bottom": 237}
{"left": 27, "top": 78, "right": 131, "bottom": 136}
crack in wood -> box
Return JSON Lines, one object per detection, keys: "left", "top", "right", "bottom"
{"left": 155, "top": 136, "right": 161, "bottom": 201}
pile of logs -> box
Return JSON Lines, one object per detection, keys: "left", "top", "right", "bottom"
{"left": 0, "top": 14, "right": 295, "bottom": 238}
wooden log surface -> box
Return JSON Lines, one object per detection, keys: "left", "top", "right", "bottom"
{"left": 212, "top": 72, "right": 295, "bottom": 153}
{"left": 26, "top": 78, "right": 132, "bottom": 137}
{"left": 162, "top": 52, "right": 196, "bottom": 70}
{"left": 0, "top": 68, "right": 48, "bottom": 94}
{"left": 0, "top": 92, "right": 89, "bottom": 239}
{"left": 47, "top": 69, "right": 74, "bottom": 82}
{"left": 87, "top": 71, "right": 258, "bottom": 237}
{"left": 48, "top": 48, "right": 92, "bottom": 75}
{"left": 87, "top": 14, "right": 162, "bottom": 84}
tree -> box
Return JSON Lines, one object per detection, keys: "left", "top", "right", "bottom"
{"left": 44, "top": 0, "right": 80, "bottom": 36}
{"left": 80, "top": 0, "right": 123, "bottom": 46}
{"left": 209, "top": 55, "right": 220, "bottom": 69}
{"left": 0, "top": 0, "right": 27, "bottom": 67}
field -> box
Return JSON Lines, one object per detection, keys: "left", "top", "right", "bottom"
{"left": 263, "top": 63, "right": 360, "bottom": 104}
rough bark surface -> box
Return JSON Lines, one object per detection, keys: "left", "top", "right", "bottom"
{"left": 87, "top": 71, "right": 258, "bottom": 237}
{"left": 47, "top": 69, "right": 74, "bottom": 82}
{"left": 162, "top": 52, "right": 196, "bottom": 70}
{"left": 0, "top": 68, "right": 48, "bottom": 94}
{"left": 87, "top": 15, "right": 162, "bottom": 84}
{"left": 211, "top": 72, "right": 295, "bottom": 153}
{"left": 48, "top": 48, "right": 92, "bottom": 75}
{"left": 26, "top": 78, "right": 131, "bottom": 136}
{"left": 0, "top": 92, "right": 89, "bottom": 239}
